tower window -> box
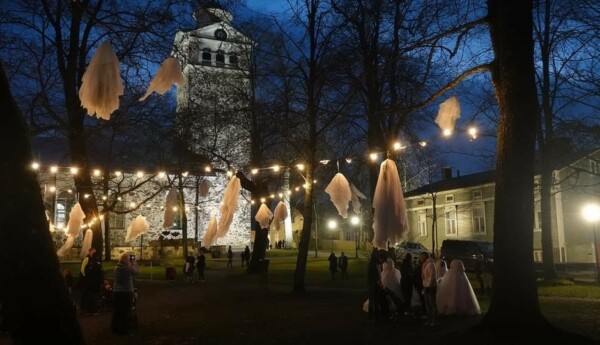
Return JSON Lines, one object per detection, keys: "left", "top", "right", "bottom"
{"left": 216, "top": 51, "right": 225, "bottom": 66}
{"left": 229, "top": 54, "right": 238, "bottom": 67}
{"left": 202, "top": 50, "right": 212, "bottom": 65}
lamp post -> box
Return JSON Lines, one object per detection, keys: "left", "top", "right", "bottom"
{"left": 582, "top": 204, "right": 600, "bottom": 284}
{"left": 327, "top": 219, "right": 337, "bottom": 252}
{"left": 351, "top": 215, "right": 360, "bottom": 258}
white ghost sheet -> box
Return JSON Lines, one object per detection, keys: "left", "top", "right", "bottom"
{"left": 372, "top": 159, "right": 409, "bottom": 249}
{"left": 350, "top": 183, "right": 367, "bottom": 215}
{"left": 66, "top": 203, "right": 85, "bottom": 238}
{"left": 217, "top": 176, "right": 241, "bottom": 238}
{"left": 139, "top": 57, "right": 184, "bottom": 101}
{"left": 125, "top": 215, "right": 150, "bottom": 242}
{"left": 325, "top": 173, "right": 352, "bottom": 219}
{"left": 163, "top": 187, "right": 179, "bottom": 228}
{"left": 57, "top": 235, "right": 75, "bottom": 257}
{"left": 273, "top": 201, "right": 288, "bottom": 231}
{"left": 255, "top": 203, "right": 273, "bottom": 229}
{"left": 202, "top": 216, "right": 218, "bottom": 248}
{"left": 78, "top": 41, "right": 124, "bottom": 120}
{"left": 435, "top": 96, "right": 461, "bottom": 133}
{"left": 80, "top": 229, "right": 94, "bottom": 259}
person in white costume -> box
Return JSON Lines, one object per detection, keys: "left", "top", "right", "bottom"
{"left": 436, "top": 259, "right": 481, "bottom": 316}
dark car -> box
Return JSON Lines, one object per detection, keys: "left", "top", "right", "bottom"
{"left": 440, "top": 239, "right": 493, "bottom": 272}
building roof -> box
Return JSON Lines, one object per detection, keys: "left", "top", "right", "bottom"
{"left": 404, "top": 170, "right": 495, "bottom": 197}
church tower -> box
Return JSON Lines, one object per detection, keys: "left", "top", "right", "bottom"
{"left": 173, "top": 2, "right": 253, "bottom": 247}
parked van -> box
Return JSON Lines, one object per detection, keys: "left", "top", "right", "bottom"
{"left": 440, "top": 239, "right": 493, "bottom": 272}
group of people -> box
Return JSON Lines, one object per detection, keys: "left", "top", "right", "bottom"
{"left": 366, "top": 249, "right": 488, "bottom": 326}
{"left": 72, "top": 248, "right": 139, "bottom": 335}
{"left": 183, "top": 251, "right": 207, "bottom": 282}
{"left": 327, "top": 251, "right": 349, "bottom": 280}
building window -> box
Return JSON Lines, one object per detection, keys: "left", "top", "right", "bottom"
{"left": 472, "top": 203, "right": 486, "bottom": 234}
{"left": 472, "top": 190, "right": 482, "bottom": 199}
{"left": 417, "top": 212, "right": 427, "bottom": 236}
{"left": 109, "top": 201, "right": 125, "bottom": 229}
{"left": 55, "top": 192, "right": 74, "bottom": 229}
{"left": 216, "top": 51, "right": 225, "bottom": 66}
{"left": 229, "top": 54, "right": 238, "bottom": 67}
{"left": 417, "top": 200, "right": 425, "bottom": 206}
{"left": 534, "top": 210, "right": 542, "bottom": 232}
{"left": 444, "top": 207, "right": 457, "bottom": 236}
{"left": 171, "top": 211, "right": 182, "bottom": 229}
{"left": 590, "top": 160, "right": 599, "bottom": 175}
{"left": 202, "top": 50, "right": 212, "bottom": 65}
{"left": 445, "top": 195, "right": 454, "bottom": 203}
{"left": 188, "top": 43, "right": 200, "bottom": 64}
{"left": 533, "top": 250, "right": 542, "bottom": 262}
{"left": 344, "top": 231, "right": 356, "bottom": 241}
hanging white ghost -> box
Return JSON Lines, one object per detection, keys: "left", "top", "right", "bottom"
{"left": 325, "top": 173, "right": 352, "bottom": 219}
{"left": 202, "top": 216, "right": 218, "bottom": 248}
{"left": 372, "top": 159, "right": 409, "bottom": 249}
{"left": 255, "top": 203, "right": 273, "bottom": 229}
{"left": 217, "top": 176, "right": 241, "bottom": 238}
{"left": 199, "top": 179, "right": 212, "bottom": 198}
{"left": 80, "top": 229, "right": 94, "bottom": 259}
{"left": 350, "top": 183, "right": 367, "bottom": 215}
{"left": 139, "top": 57, "right": 184, "bottom": 101}
{"left": 125, "top": 215, "right": 150, "bottom": 242}
{"left": 78, "top": 41, "right": 124, "bottom": 120}
{"left": 66, "top": 203, "right": 85, "bottom": 238}
{"left": 57, "top": 235, "right": 75, "bottom": 257}
{"left": 435, "top": 96, "right": 461, "bottom": 134}
{"left": 273, "top": 201, "right": 288, "bottom": 231}
{"left": 163, "top": 187, "right": 179, "bottom": 228}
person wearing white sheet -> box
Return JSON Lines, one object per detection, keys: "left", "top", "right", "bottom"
{"left": 436, "top": 259, "right": 481, "bottom": 316}
{"left": 381, "top": 258, "right": 403, "bottom": 303}
{"left": 435, "top": 259, "right": 448, "bottom": 285}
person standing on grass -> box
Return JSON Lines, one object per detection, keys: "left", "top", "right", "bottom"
{"left": 328, "top": 252, "right": 338, "bottom": 280}
{"left": 339, "top": 251, "right": 349, "bottom": 280}
{"left": 420, "top": 252, "right": 438, "bottom": 326}
{"left": 227, "top": 246, "right": 233, "bottom": 268}
{"left": 112, "top": 253, "right": 138, "bottom": 335}
{"left": 196, "top": 251, "right": 206, "bottom": 282}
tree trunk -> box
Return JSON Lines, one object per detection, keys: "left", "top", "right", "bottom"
{"left": 293, "top": 169, "right": 314, "bottom": 293}
{"left": 483, "top": 0, "right": 545, "bottom": 332}
{"left": 0, "top": 64, "right": 84, "bottom": 343}
{"left": 178, "top": 175, "right": 188, "bottom": 259}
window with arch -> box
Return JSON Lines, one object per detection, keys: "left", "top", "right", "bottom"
{"left": 55, "top": 192, "right": 75, "bottom": 229}
{"left": 216, "top": 51, "right": 225, "bottom": 66}
{"left": 202, "top": 49, "right": 212, "bottom": 65}
{"left": 229, "top": 54, "right": 238, "bottom": 67}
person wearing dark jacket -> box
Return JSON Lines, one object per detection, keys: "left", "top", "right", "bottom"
{"left": 111, "top": 253, "right": 138, "bottom": 335}
{"left": 196, "top": 252, "right": 206, "bottom": 282}
{"left": 328, "top": 252, "right": 338, "bottom": 280}
{"left": 400, "top": 253, "right": 415, "bottom": 314}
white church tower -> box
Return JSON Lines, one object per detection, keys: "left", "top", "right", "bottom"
{"left": 173, "top": 2, "right": 253, "bottom": 247}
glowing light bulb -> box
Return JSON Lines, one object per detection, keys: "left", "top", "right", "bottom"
{"left": 296, "top": 164, "right": 305, "bottom": 171}
{"left": 50, "top": 166, "right": 58, "bottom": 173}
{"left": 137, "top": 171, "right": 144, "bottom": 178}
{"left": 251, "top": 168, "right": 258, "bottom": 174}
{"left": 369, "top": 153, "right": 378, "bottom": 161}
{"left": 158, "top": 171, "right": 166, "bottom": 178}
{"left": 272, "top": 165, "right": 280, "bottom": 172}
{"left": 31, "top": 162, "right": 40, "bottom": 170}
{"left": 70, "top": 167, "right": 78, "bottom": 175}
{"left": 443, "top": 129, "right": 452, "bottom": 137}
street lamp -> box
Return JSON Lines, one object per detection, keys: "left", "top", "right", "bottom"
{"left": 351, "top": 215, "right": 360, "bottom": 258}
{"left": 327, "top": 219, "right": 337, "bottom": 252}
{"left": 582, "top": 203, "right": 600, "bottom": 284}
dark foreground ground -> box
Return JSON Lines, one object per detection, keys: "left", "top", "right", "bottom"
{"left": 3, "top": 259, "right": 600, "bottom": 345}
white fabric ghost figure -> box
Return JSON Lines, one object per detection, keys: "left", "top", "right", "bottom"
{"left": 217, "top": 176, "right": 241, "bottom": 238}
{"left": 381, "top": 258, "right": 403, "bottom": 302}
{"left": 255, "top": 203, "right": 273, "bottom": 229}
{"left": 436, "top": 259, "right": 481, "bottom": 316}
{"left": 273, "top": 201, "right": 288, "bottom": 231}
{"left": 435, "top": 96, "right": 461, "bottom": 133}
{"left": 350, "top": 183, "right": 366, "bottom": 214}
{"left": 80, "top": 229, "right": 94, "bottom": 259}
{"left": 199, "top": 179, "right": 212, "bottom": 198}
{"left": 325, "top": 173, "right": 352, "bottom": 219}
{"left": 436, "top": 259, "right": 448, "bottom": 285}
{"left": 125, "top": 215, "right": 150, "bottom": 242}
{"left": 66, "top": 203, "right": 85, "bottom": 238}
{"left": 202, "top": 216, "right": 218, "bottom": 248}
{"left": 57, "top": 235, "right": 75, "bottom": 257}
{"left": 163, "top": 187, "right": 179, "bottom": 228}
{"left": 372, "top": 159, "right": 409, "bottom": 249}
{"left": 139, "top": 57, "right": 184, "bottom": 101}
{"left": 78, "top": 41, "right": 124, "bottom": 120}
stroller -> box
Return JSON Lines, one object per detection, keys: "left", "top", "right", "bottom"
{"left": 98, "top": 279, "right": 113, "bottom": 311}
